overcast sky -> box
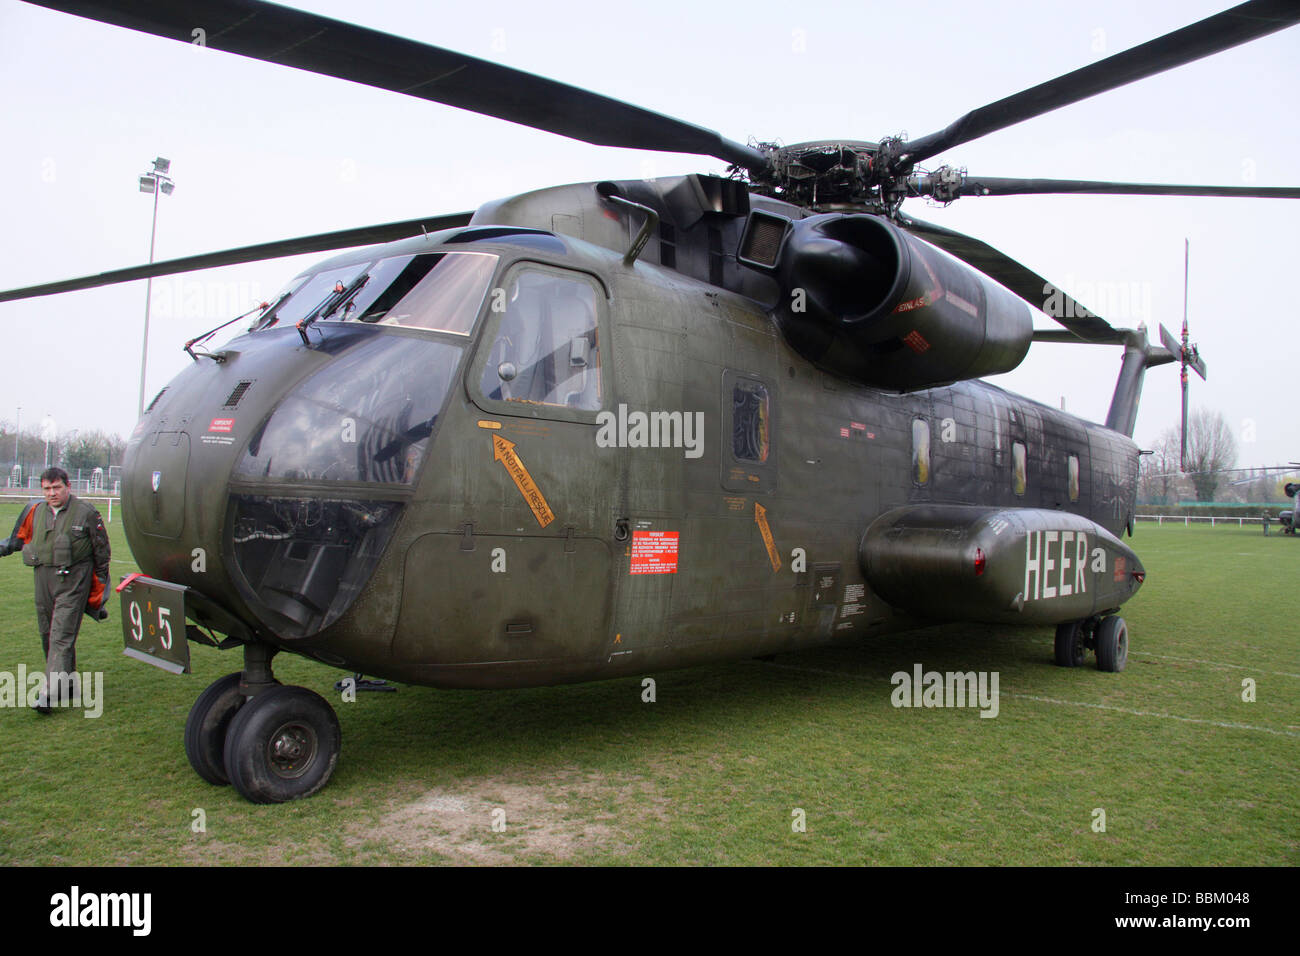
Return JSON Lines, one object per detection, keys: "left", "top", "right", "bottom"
{"left": 1, "top": 0, "right": 1296, "bottom": 467}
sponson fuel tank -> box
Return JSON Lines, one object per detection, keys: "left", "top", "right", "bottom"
{"left": 859, "top": 505, "right": 1145, "bottom": 626}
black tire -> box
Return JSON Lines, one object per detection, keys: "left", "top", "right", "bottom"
{"left": 223, "top": 685, "right": 341, "bottom": 804}
{"left": 1095, "top": 616, "right": 1128, "bottom": 673}
{"left": 184, "top": 672, "right": 246, "bottom": 785}
{"left": 1054, "top": 621, "right": 1086, "bottom": 667}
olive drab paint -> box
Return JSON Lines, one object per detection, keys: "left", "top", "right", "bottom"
{"left": 123, "top": 189, "right": 1148, "bottom": 687}
{"left": 26, "top": 0, "right": 1279, "bottom": 803}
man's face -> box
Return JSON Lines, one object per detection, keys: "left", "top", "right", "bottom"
{"left": 41, "top": 479, "right": 70, "bottom": 509}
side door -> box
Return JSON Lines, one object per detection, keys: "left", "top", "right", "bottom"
{"left": 398, "top": 261, "right": 617, "bottom": 669}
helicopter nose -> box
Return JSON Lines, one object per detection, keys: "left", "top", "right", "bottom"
{"left": 123, "top": 325, "right": 338, "bottom": 616}
{"left": 125, "top": 322, "right": 471, "bottom": 644}
{"left": 127, "top": 434, "right": 190, "bottom": 539}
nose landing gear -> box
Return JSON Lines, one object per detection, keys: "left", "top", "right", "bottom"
{"left": 183, "top": 643, "right": 341, "bottom": 802}
{"left": 224, "top": 685, "right": 340, "bottom": 802}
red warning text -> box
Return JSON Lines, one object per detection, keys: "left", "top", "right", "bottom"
{"left": 630, "top": 530, "right": 679, "bottom": 575}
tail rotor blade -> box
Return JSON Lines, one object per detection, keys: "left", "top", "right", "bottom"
{"left": 1158, "top": 323, "right": 1182, "bottom": 357}
{"left": 1181, "top": 368, "right": 1190, "bottom": 473}
{"left": 1157, "top": 321, "right": 1205, "bottom": 378}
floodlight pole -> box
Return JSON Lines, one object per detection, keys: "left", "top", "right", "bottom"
{"left": 137, "top": 158, "right": 175, "bottom": 419}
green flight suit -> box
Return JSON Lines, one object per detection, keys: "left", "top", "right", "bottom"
{"left": 21, "top": 496, "right": 110, "bottom": 705}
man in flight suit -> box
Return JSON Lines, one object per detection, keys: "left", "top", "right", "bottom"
{"left": 0, "top": 467, "right": 110, "bottom": 712}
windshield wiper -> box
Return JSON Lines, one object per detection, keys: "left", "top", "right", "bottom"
{"left": 298, "top": 273, "right": 370, "bottom": 345}
{"left": 249, "top": 290, "right": 294, "bottom": 332}
{"left": 184, "top": 299, "right": 276, "bottom": 362}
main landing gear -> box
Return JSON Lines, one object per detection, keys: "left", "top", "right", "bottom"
{"left": 1053, "top": 614, "right": 1128, "bottom": 673}
{"left": 184, "top": 643, "right": 341, "bottom": 803}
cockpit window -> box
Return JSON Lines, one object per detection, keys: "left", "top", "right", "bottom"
{"left": 236, "top": 335, "right": 464, "bottom": 484}
{"left": 252, "top": 264, "right": 369, "bottom": 331}
{"left": 478, "top": 268, "right": 602, "bottom": 410}
{"left": 254, "top": 252, "right": 497, "bottom": 336}
{"left": 319, "top": 252, "right": 498, "bottom": 334}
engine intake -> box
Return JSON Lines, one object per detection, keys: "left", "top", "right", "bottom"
{"left": 740, "top": 211, "right": 1032, "bottom": 389}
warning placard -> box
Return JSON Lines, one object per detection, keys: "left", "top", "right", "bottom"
{"left": 630, "top": 530, "right": 679, "bottom": 575}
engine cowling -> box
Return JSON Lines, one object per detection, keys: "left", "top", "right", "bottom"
{"left": 738, "top": 211, "right": 1033, "bottom": 389}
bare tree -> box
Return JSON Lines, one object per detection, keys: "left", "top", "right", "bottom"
{"left": 1183, "top": 408, "right": 1238, "bottom": 502}
{"left": 1138, "top": 427, "right": 1181, "bottom": 505}
{"left": 1243, "top": 468, "right": 1274, "bottom": 504}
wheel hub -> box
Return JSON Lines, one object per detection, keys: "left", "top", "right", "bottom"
{"left": 267, "top": 721, "right": 317, "bottom": 778}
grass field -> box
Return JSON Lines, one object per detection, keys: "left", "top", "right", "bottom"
{"left": 0, "top": 499, "right": 1295, "bottom": 866}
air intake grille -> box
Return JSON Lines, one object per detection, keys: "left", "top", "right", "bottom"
{"left": 738, "top": 212, "right": 791, "bottom": 270}
{"left": 223, "top": 380, "right": 254, "bottom": 409}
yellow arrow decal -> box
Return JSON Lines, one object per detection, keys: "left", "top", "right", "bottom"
{"left": 755, "top": 502, "right": 781, "bottom": 573}
{"left": 492, "top": 435, "right": 555, "bottom": 528}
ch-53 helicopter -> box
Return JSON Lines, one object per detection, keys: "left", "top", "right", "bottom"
{"left": 4, "top": 0, "right": 1298, "bottom": 803}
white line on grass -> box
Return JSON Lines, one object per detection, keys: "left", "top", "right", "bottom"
{"left": 762, "top": 663, "right": 1300, "bottom": 738}
{"left": 1127, "top": 652, "right": 1300, "bottom": 679}
{"left": 1010, "top": 637, "right": 1300, "bottom": 679}
{"left": 1003, "top": 694, "right": 1300, "bottom": 738}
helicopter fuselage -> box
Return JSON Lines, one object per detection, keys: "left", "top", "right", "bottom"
{"left": 122, "top": 179, "right": 1145, "bottom": 689}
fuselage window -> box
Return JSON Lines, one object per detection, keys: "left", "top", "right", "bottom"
{"left": 1068, "top": 453, "right": 1080, "bottom": 502}
{"left": 480, "top": 269, "right": 602, "bottom": 410}
{"left": 733, "top": 380, "right": 771, "bottom": 463}
{"left": 1013, "top": 440, "right": 1027, "bottom": 496}
{"left": 912, "top": 419, "right": 931, "bottom": 485}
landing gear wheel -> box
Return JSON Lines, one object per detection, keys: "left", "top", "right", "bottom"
{"left": 1054, "top": 621, "right": 1087, "bottom": 668}
{"left": 223, "top": 685, "right": 341, "bottom": 804}
{"left": 1095, "top": 616, "right": 1128, "bottom": 672}
{"left": 184, "top": 672, "right": 246, "bottom": 785}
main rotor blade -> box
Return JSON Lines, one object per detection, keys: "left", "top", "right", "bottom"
{"left": 899, "top": 215, "right": 1124, "bottom": 344}
{"left": 23, "top": 0, "right": 768, "bottom": 172}
{"left": 0, "top": 211, "right": 473, "bottom": 303}
{"left": 952, "top": 176, "right": 1300, "bottom": 200}
{"left": 898, "top": 0, "right": 1300, "bottom": 167}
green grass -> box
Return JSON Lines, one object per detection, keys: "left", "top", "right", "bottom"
{"left": 0, "top": 501, "right": 1295, "bottom": 865}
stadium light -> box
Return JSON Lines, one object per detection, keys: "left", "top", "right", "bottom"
{"left": 137, "top": 157, "right": 176, "bottom": 418}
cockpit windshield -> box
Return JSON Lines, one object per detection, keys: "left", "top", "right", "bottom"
{"left": 253, "top": 265, "right": 367, "bottom": 331}
{"left": 252, "top": 252, "right": 497, "bottom": 336}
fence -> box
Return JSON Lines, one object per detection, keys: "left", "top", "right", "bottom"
{"left": 0, "top": 493, "right": 119, "bottom": 523}
{"left": 1136, "top": 513, "right": 1285, "bottom": 528}
{"left": 5, "top": 467, "right": 122, "bottom": 495}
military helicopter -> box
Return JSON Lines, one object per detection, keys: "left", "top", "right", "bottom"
{"left": 4, "top": 0, "right": 1299, "bottom": 804}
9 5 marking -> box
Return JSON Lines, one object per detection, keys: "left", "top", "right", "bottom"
{"left": 127, "top": 599, "right": 173, "bottom": 650}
